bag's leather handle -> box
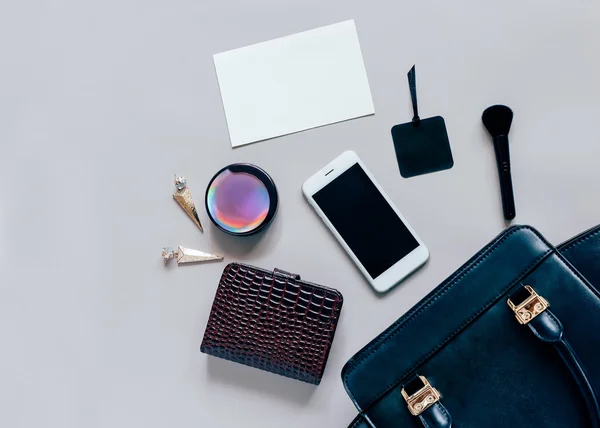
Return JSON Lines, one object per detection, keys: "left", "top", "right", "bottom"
{"left": 528, "top": 311, "right": 600, "bottom": 427}
{"left": 509, "top": 286, "right": 600, "bottom": 428}
{"left": 415, "top": 401, "right": 452, "bottom": 428}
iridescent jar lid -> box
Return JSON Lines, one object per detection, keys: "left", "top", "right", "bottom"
{"left": 205, "top": 164, "right": 278, "bottom": 236}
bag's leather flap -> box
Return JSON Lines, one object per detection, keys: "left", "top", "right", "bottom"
{"left": 342, "top": 226, "right": 552, "bottom": 411}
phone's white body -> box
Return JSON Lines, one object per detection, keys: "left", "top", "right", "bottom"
{"left": 302, "top": 150, "right": 429, "bottom": 293}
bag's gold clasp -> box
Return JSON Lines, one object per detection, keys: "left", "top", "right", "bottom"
{"left": 401, "top": 376, "right": 441, "bottom": 416}
{"left": 507, "top": 285, "right": 549, "bottom": 325}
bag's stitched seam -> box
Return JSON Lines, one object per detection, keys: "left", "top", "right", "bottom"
{"left": 343, "top": 227, "right": 525, "bottom": 393}
{"left": 438, "top": 402, "right": 450, "bottom": 421}
{"left": 561, "top": 227, "right": 600, "bottom": 253}
{"left": 347, "top": 227, "right": 553, "bottom": 410}
{"left": 420, "top": 416, "right": 431, "bottom": 428}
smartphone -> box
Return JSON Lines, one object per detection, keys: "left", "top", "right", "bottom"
{"left": 302, "top": 151, "right": 429, "bottom": 293}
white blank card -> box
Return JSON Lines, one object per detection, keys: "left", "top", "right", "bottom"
{"left": 214, "top": 20, "right": 375, "bottom": 147}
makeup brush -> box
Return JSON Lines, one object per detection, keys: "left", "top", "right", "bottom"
{"left": 482, "top": 105, "right": 515, "bottom": 220}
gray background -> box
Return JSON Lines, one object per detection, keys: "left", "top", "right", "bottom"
{"left": 1, "top": 0, "right": 600, "bottom": 427}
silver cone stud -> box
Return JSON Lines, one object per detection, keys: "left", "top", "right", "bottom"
{"left": 173, "top": 175, "right": 203, "bottom": 231}
{"left": 162, "top": 246, "right": 223, "bottom": 265}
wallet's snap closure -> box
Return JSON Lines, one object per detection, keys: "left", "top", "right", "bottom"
{"left": 274, "top": 268, "right": 301, "bottom": 280}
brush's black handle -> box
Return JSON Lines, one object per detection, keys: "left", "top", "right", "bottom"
{"left": 493, "top": 135, "right": 516, "bottom": 220}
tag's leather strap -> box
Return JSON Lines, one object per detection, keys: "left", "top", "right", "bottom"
{"left": 509, "top": 286, "right": 600, "bottom": 428}
{"left": 407, "top": 65, "right": 420, "bottom": 126}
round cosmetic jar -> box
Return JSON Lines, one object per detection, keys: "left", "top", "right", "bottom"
{"left": 205, "top": 163, "right": 278, "bottom": 236}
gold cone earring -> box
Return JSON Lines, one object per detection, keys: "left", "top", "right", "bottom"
{"left": 162, "top": 246, "right": 223, "bottom": 265}
{"left": 173, "top": 175, "right": 203, "bottom": 231}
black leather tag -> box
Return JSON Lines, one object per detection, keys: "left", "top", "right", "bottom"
{"left": 392, "top": 66, "right": 454, "bottom": 178}
{"left": 391, "top": 116, "right": 454, "bottom": 178}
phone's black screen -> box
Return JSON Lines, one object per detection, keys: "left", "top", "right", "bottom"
{"left": 313, "top": 163, "right": 419, "bottom": 279}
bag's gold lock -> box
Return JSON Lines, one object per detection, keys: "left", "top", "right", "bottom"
{"left": 507, "top": 285, "right": 549, "bottom": 325}
{"left": 401, "top": 376, "right": 441, "bottom": 416}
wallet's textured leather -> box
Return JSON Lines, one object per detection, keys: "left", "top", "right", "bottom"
{"left": 343, "top": 225, "right": 600, "bottom": 427}
{"left": 201, "top": 263, "right": 343, "bottom": 385}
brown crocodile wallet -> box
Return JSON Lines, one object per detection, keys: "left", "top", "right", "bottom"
{"left": 200, "top": 263, "right": 344, "bottom": 385}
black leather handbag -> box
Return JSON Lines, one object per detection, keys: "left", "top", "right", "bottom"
{"left": 343, "top": 225, "right": 600, "bottom": 428}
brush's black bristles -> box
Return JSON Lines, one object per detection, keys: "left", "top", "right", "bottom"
{"left": 482, "top": 105, "right": 513, "bottom": 137}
